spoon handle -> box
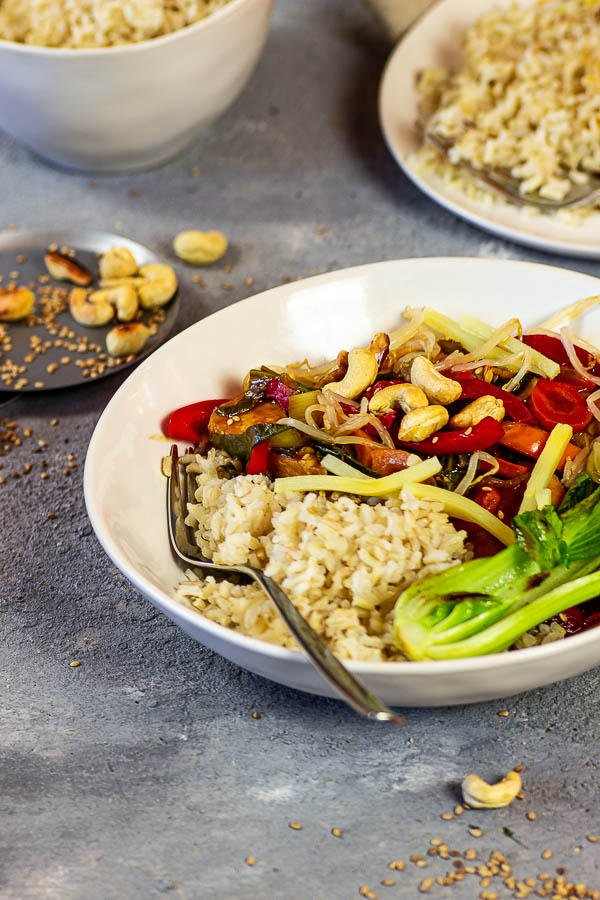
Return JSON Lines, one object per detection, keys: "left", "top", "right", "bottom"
{"left": 245, "top": 568, "right": 405, "bottom": 724}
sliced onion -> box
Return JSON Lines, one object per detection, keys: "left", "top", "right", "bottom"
{"left": 539, "top": 294, "right": 600, "bottom": 332}
{"left": 277, "top": 417, "right": 381, "bottom": 447}
{"left": 388, "top": 308, "right": 425, "bottom": 351}
{"left": 305, "top": 403, "right": 327, "bottom": 429}
{"left": 449, "top": 353, "right": 524, "bottom": 373}
{"left": 587, "top": 387, "right": 600, "bottom": 423}
{"left": 502, "top": 348, "right": 532, "bottom": 393}
{"left": 563, "top": 445, "right": 590, "bottom": 488}
{"left": 561, "top": 327, "right": 600, "bottom": 387}
{"left": 456, "top": 318, "right": 521, "bottom": 366}
{"left": 324, "top": 390, "right": 359, "bottom": 409}
{"left": 454, "top": 451, "right": 480, "bottom": 496}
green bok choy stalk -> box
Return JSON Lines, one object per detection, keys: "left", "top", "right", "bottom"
{"left": 393, "top": 474, "right": 600, "bottom": 660}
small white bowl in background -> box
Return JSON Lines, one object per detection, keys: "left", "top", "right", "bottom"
{"left": 0, "top": 0, "right": 273, "bottom": 172}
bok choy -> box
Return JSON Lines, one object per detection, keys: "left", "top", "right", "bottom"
{"left": 393, "top": 474, "right": 600, "bottom": 659}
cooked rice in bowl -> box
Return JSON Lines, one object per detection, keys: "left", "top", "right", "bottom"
{"left": 0, "top": 0, "right": 232, "bottom": 47}
{"left": 175, "top": 448, "right": 469, "bottom": 661}
{"left": 412, "top": 0, "right": 600, "bottom": 219}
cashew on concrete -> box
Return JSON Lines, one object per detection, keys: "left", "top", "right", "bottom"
{"left": 461, "top": 771, "right": 522, "bottom": 809}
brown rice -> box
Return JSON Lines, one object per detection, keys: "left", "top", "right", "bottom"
{"left": 175, "top": 448, "right": 468, "bottom": 661}
{"left": 412, "top": 0, "right": 600, "bottom": 217}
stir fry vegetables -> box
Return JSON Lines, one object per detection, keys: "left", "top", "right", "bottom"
{"left": 167, "top": 296, "right": 600, "bottom": 654}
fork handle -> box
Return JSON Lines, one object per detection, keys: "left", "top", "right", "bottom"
{"left": 245, "top": 568, "right": 405, "bottom": 723}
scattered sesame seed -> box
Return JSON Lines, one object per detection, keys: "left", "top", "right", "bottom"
{"left": 288, "top": 822, "right": 302, "bottom": 830}
{"left": 69, "top": 660, "right": 80, "bottom": 667}
{"left": 454, "top": 805, "right": 464, "bottom": 815}
{"left": 245, "top": 856, "right": 256, "bottom": 866}
{"left": 245, "top": 277, "right": 254, "bottom": 287}
{"left": 47, "top": 512, "right": 56, "bottom": 519}
{"left": 527, "top": 811, "right": 536, "bottom": 821}
{"left": 51, "top": 418, "right": 59, "bottom": 425}
{"left": 441, "top": 813, "right": 454, "bottom": 820}
{"left": 468, "top": 827, "right": 482, "bottom": 838}
{"left": 515, "top": 764, "right": 524, "bottom": 772}
{"left": 222, "top": 282, "right": 232, "bottom": 290}
{"left": 586, "top": 834, "right": 598, "bottom": 842}
{"left": 418, "top": 878, "right": 433, "bottom": 893}
{"left": 498, "top": 709, "right": 509, "bottom": 716}
{"left": 40, "top": 472, "right": 49, "bottom": 479}
{"left": 380, "top": 879, "right": 395, "bottom": 887}
{"left": 541, "top": 850, "right": 553, "bottom": 860}
{"left": 331, "top": 828, "right": 342, "bottom": 838}
{"left": 252, "top": 711, "right": 261, "bottom": 719}
{"left": 388, "top": 861, "right": 405, "bottom": 871}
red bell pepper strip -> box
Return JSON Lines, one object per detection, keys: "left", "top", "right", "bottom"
{"left": 498, "top": 422, "right": 581, "bottom": 472}
{"left": 450, "top": 373, "right": 536, "bottom": 424}
{"left": 397, "top": 416, "right": 504, "bottom": 455}
{"left": 246, "top": 440, "right": 270, "bottom": 475}
{"left": 481, "top": 456, "right": 530, "bottom": 479}
{"left": 529, "top": 378, "right": 593, "bottom": 433}
{"left": 522, "top": 333, "right": 600, "bottom": 374}
{"left": 167, "top": 398, "right": 229, "bottom": 443}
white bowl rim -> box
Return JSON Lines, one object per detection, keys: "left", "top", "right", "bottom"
{"left": 84, "top": 256, "right": 600, "bottom": 682}
{"left": 0, "top": 0, "right": 258, "bottom": 56}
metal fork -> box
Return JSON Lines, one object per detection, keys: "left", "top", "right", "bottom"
{"left": 166, "top": 444, "right": 404, "bottom": 723}
{"left": 427, "top": 132, "right": 600, "bottom": 210}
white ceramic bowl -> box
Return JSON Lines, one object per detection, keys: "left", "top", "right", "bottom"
{"left": 85, "top": 258, "right": 600, "bottom": 707}
{"left": 0, "top": 0, "right": 273, "bottom": 172}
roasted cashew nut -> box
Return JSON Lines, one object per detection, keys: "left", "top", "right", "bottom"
{"left": 68, "top": 287, "right": 114, "bottom": 327}
{"left": 89, "top": 285, "right": 138, "bottom": 322}
{"left": 106, "top": 322, "right": 150, "bottom": 358}
{"left": 368, "top": 382, "right": 428, "bottom": 415}
{"left": 396, "top": 404, "right": 449, "bottom": 442}
{"left": 322, "top": 347, "right": 378, "bottom": 399}
{"left": 450, "top": 395, "right": 505, "bottom": 429}
{"left": 137, "top": 263, "right": 178, "bottom": 309}
{"left": 44, "top": 251, "right": 92, "bottom": 286}
{"left": 410, "top": 356, "right": 462, "bottom": 404}
{"left": 99, "top": 246, "right": 138, "bottom": 279}
{"left": 173, "top": 230, "right": 228, "bottom": 265}
{"left": 0, "top": 286, "right": 35, "bottom": 322}
{"left": 461, "top": 771, "right": 522, "bottom": 809}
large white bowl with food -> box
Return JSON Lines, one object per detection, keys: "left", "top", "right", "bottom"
{"left": 84, "top": 258, "right": 600, "bottom": 707}
{"left": 0, "top": 0, "right": 273, "bottom": 172}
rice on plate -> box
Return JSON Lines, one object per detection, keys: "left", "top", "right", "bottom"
{"left": 412, "top": 0, "right": 600, "bottom": 219}
{"left": 0, "top": 0, "right": 232, "bottom": 46}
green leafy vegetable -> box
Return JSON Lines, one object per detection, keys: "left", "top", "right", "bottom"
{"left": 393, "top": 475, "right": 600, "bottom": 659}
{"left": 210, "top": 423, "right": 291, "bottom": 461}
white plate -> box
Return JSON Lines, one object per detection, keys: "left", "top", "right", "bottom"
{"left": 85, "top": 258, "right": 600, "bottom": 707}
{"left": 379, "top": 0, "right": 600, "bottom": 259}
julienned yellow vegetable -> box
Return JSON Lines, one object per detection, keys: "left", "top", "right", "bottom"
{"left": 275, "top": 454, "right": 515, "bottom": 546}
{"left": 273, "top": 456, "right": 441, "bottom": 497}
{"left": 519, "top": 423, "right": 574, "bottom": 514}
{"left": 407, "top": 484, "right": 515, "bottom": 546}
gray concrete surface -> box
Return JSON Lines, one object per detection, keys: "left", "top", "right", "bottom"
{"left": 1, "top": 1, "right": 600, "bottom": 897}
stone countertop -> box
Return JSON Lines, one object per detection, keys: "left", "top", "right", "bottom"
{"left": 1, "top": 1, "right": 599, "bottom": 898}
